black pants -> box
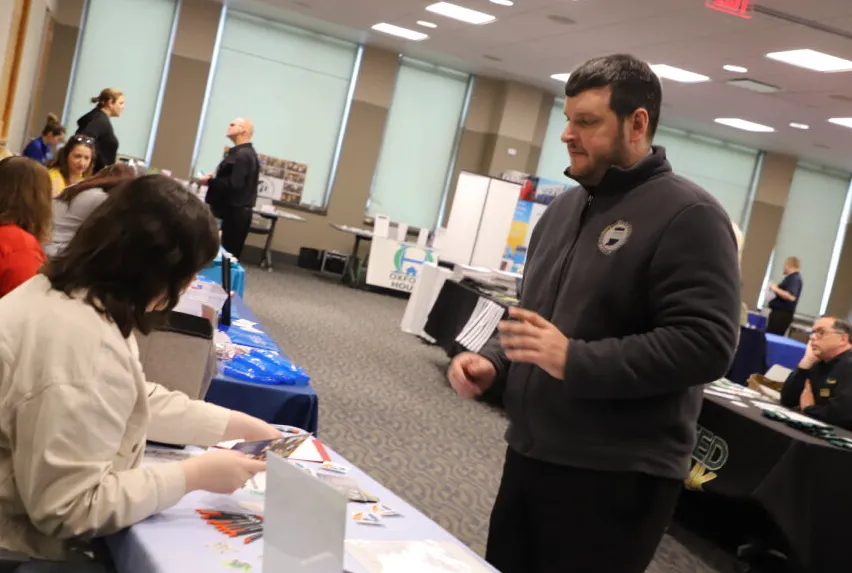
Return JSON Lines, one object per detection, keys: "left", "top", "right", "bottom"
{"left": 486, "top": 447, "right": 682, "bottom": 573}
{"left": 767, "top": 309, "right": 794, "bottom": 336}
{"left": 220, "top": 206, "right": 253, "bottom": 259}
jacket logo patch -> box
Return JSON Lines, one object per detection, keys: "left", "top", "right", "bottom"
{"left": 827, "top": 378, "right": 837, "bottom": 385}
{"left": 820, "top": 388, "right": 831, "bottom": 398}
{"left": 598, "top": 221, "right": 632, "bottom": 255}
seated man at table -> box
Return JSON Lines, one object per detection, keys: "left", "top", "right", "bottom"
{"left": 780, "top": 316, "right": 852, "bottom": 429}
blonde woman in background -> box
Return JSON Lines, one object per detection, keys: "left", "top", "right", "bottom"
{"left": 76, "top": 88, "right": 124, "bottom": 172}
{"left": 732, "top": 221, "right": 749, "bottom": 326}
{"left": 46, "top": 135, "right": 95, "bottom": 196}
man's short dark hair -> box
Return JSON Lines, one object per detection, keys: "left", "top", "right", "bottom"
{"left": 43, "top": 175, "right": 220, "bottom": 338}
{"left": 564, "top": 54, "right": 662, "bottom": 139}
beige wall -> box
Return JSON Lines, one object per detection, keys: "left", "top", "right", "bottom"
{"left": 444, "top": 77, "right": 552, "bottom": 226}
{"left": 740, "top": 152, "right": 797, "bottom": 307}
{"left": 7, "top": 0, "right": 50, "bottom": 152}
{"left": 149, "top": 0, "right": 221, "bottom": 176}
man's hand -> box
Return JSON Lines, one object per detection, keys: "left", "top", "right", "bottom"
{"left": 799, "top": 341, "right": 819, "bottom": 370}
{"left": 768, "top": 282, "right": 778, "bottom": 294}
{"left": 199, "top": 173, "right": 213, "bottom": 184}
{"left": 447, "top": 353, "right": 496, "bottom": 399}
{"left": 800, "top": 380, "right": 816, "bottom": 410}
{"left": 498, "top": 307, "right": 568, "bottom": 380}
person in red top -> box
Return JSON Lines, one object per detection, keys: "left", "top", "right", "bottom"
{"left": 0, "top": 157, "right": 52, "bottom": 297}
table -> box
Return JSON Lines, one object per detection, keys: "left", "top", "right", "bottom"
{"left": 747, "top": 311, "right": 767, "bottom": 330}
{"left": 330, "top": 224, "right": 373, "bottom": 286}
{"left": 206, "top": 294, "right": 319, "bottom": 435}
{"left": 424, "top": 280, "right": 514, "bottom": 357}
{"left": 727, "top": 326, "right": 767, "bottom": 385}
{"left": 198, "top": 251, "right": 246, "bottom": 298}
{"left": 250, "top": 208, "right": 306, "bottom": 271}
{"left": 684, "top": 389, "right": 852, "bottom": 572}
{"left": 765, "top": 332, "right": 806, "bottom": 370}
{"left": 108, "top": 445, "right": 495, "bottom": 573}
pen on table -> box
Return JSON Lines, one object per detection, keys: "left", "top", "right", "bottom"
{"left": 244, "top": 532, "right": 263, "bottom": 544}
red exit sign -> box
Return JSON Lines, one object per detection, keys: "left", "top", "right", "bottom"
{"left": 706, "top": 0, "right": 752, "bottom": 19}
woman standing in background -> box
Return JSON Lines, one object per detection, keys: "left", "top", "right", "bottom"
{"left": 47, "top": 135, "right": 94, "bottom": 196}
{"left": 22, "top": 114, "right": 65, "bottom": 164}
{"left": 76, "top": 88, "right": 124, "bottom": 172}
{"left": 0, "top": 157, "right": 52, "bottom": 298}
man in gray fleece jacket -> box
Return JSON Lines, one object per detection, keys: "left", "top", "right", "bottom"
{"left": 448, "top": 54, "right": 740, "bottom": 573}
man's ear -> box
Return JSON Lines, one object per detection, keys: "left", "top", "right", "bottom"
{"left": 630, "top": 109, "right": 650, "bottom": 144}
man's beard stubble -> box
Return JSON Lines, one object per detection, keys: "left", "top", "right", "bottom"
{"left": 567, "top": 135, "right": 631, "bottom": 189}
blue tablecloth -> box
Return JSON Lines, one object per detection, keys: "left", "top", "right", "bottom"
{"left": 205, "top": 294, "right": 319, "bottom": 434}
{"left": 747, "top": 312, "right": 767, "bottom": 330}
{"left": 765, "top": 332, "right": 806, "bottom": 370}
{"left": 728, "top": 326, "right": 767, "bottom": 385}
{"left": 108, "top": 445, "right": 495, "bottom": 573}
{"left": 198, "top": 251, "right": 246, "bottom": 297}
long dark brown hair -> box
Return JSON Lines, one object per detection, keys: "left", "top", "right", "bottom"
{"left": 48, "top": 134, "right": 96, "bottom": 187}
{"left": 56, "top": 163, "right": 137, "bottom": 204}
{"left": 42, "top": 175, "right": 220, "bottom": 338}
{"left": 0, "top": 157, "right": 53, "bottom": 243}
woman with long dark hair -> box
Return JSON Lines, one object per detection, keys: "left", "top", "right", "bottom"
{"left": 0, "top": 175, "right": 278, "bottom": 570}
{"left": 44, "top": 163, "right": 137, "bottom": 258}
{"left": 46, "top": 134, "right": 95, "bottom": 196}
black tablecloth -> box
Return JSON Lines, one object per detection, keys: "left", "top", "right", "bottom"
{"left": 424, "top": 280, "right": 513, "bottom": 357}
{"left": 691, "top": 394, "right": 852, "bottom": 572}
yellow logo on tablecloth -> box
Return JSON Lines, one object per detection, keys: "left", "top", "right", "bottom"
{"left": 685, "top": 425, "right": 728, "bottom": 491}
{"left": 685, "top": 462, "right": 717, "bottom": 491}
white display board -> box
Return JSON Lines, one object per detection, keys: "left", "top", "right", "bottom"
{"left": 366, "top": 237, "right": 439, "bottom": 293}
{"left": 470, "top": 179, "right": 523, "bottom": 270}
{"left": 440, "top": 172, "right": 490, "bottom": 266}
{"left": 264, "top": 453, "right": 347, "bottom": 573}
{"left": 440, "top": 171, "right": 521, "bottom": 269}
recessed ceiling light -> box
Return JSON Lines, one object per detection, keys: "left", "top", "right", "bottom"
{"left": 829, "top": 117, "right": 852, "bottom": 129}
{"left": 650, "top": 64, "right": 710, "bottom": 83}
{"left": 425, "top": 2, "right": 496, "bottom": 24}
{"left": 714, "top": 117, "right": 775, "bottom": 133}
{"left": 550, "top": 73, "right": 571, "bottom": 82}
{"left": 417, "top": 20, "right": 437, "bottom": 28}
{"left": 489, "top": 0, "right": 514, "bottom": 5}
{"left": 766, "top": 49, "right": 852, "bottom": 72}
{"left": 723, "top": 64, "right": 748, "bottom": 73}
{"left": 370, "top": 23, "right": 429, "bottom": 41}
{"left": 727, "top": 78, "right": 780, "bottom": 93}
{"left": 789, "top": 122, "right": 809, "bottom": 130}
{"left": 547, "top": 14, "right": 576, "bottom": 25}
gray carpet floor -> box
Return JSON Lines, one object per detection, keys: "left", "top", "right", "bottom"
{"left": 241, "top": 264, "right": 742, "bottom": 572}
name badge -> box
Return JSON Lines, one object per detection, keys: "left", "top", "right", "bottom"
{"left": 820, "top": 388, "right": 831, "bottom": 398}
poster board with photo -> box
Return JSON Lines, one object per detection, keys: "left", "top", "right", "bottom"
{"left": 223, "top": 147, "right": 308, "bottom": 205}
{"left": 500, "top": 176, "right": 572, "bottom": 273}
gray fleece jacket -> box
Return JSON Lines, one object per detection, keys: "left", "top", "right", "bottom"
{"left": 480, "top": 146, "right": 740, "bottom": 480}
